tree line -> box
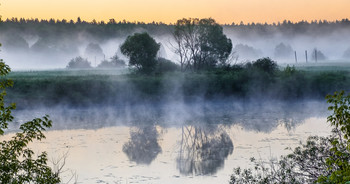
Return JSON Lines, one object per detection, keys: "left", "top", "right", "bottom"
{"left": 1, "top": 17, "right": 350, "bottom": 42}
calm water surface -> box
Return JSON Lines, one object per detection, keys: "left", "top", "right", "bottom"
{"left": 6, "top": 101, "right": 332, "bottom": 183}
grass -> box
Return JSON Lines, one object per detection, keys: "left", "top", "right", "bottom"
{"left": 4, "top": 65, "right": 350, "bottom": 108}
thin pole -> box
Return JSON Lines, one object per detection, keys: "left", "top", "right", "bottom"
{"left": 305, "top": 50, "right": 308, "bottom": 63}
{"left": 315, "top": 49, "right": 318, "bottom": 63}
{"left": 294, "top": 51, "right": 298, "bottom": 63}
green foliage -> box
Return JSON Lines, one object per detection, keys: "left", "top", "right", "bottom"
{"left": 230, "top": 136, "right": 334, "bottom": 184}
{"left": 155, "top": 57, "right": 179, "bottom": 73}
{"left": 230, "top": 91, "right": 350, "bottom": 183}
{"left": 5, "top": 62, "right": 350, "bottom": 107}
{"left": 0, "top": 44, "right": 60, "bottom": 183}
{"left": 66, "top": 56, "right": 92, "bottom": 69}
{"left": 317, "top": 91, "right": 350, "bottom": 183}
{"left": 121, "top": 32, "right": 160, "bottom": 74}
{"left": 174, "top": 18, "right": 232, "bottom": 71}
{"left": 251, "top": 57, "right": 278, "bottom": 74}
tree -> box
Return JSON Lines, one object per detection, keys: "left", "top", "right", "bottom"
{"left": 84, "top": 43, "right": 104, "bottom": 65}
{"left": 66, "top": 56, "right": 91, "bottom": 69}
{"left": 252, "top": 57, "right": 278, "bottom": 74}
{"left": 343, "top": 48, "right": 350, "bottom": 59}
{"left": 97, "top": 53, "right": 125, "bottom": 68}
{"left": 120, "top": 32, "right": 160, "bottom": 73}
{"left": 173, "top": 18, "right": 232, "bottom": 71}
{"left": 312, "top": 48, "right": 327, "bottom": 61}
{"left": 0, "top": 44, "right": 60, "bottom": 183}
{"left": 233, "top": 43, "right": 262, "bottom": 60}
{"left": 274, "top": 42, "right": 293, "bottom": 59}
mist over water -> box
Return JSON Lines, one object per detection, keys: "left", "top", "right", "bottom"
{"left": 6, "top": 100, "right": 330, "bottom": 183}
{"left": 0, "top": 20, "right": 342, "bottom": 183}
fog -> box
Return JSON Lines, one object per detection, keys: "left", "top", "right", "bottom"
{"left": 8, "top": 99, "right": 328, "bottom": 133}
{"left": 1, "top": 21, "right": 350, "bottom": 70}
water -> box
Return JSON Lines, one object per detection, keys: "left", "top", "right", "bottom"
{"left": 5, "top": 101, "right": 331, "bottom": 183}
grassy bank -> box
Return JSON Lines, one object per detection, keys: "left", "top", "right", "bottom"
{"left": 5, "top": 66, "right": 350, "bottom": 108}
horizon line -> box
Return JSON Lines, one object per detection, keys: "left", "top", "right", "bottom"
{"left": 2, "top": 16, "right": 350, "bottom": 26}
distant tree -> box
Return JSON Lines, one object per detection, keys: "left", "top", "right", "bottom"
{"left": 233, "top": 44, "right": 262, "bottom": 60}
{"left": 311, "top": 49, "right": 327, "bottom": 61}
{"left": 97, "top": 53, "right": 125, "bottom": 68}
{"left": 120, "top": 32, "right": 160, "bottom": 73}
{"left": 110, "top": 53, "right": 126, "bottom": 67}
{"left": 84, "top": 43, "right": 104, "bottom": 65}
{"left": 66, "top": 56, "right": 91, "bottom": 69}
{"left": 2, "top": 34, "right": 29, "bottom": 51}
{"left": 173, "top": 18, "right": 232, "bottom": 71}
{"left": 31, "top": 38, "right": 55, "bottom": 53}
{"left": 274, "top": 42, "right": 293, "bottom": 59}
{"left": 343, "top": 48, "right": 350, "bottom": 59}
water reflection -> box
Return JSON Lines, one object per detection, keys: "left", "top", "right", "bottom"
{"left": 122, "top": 125, "right": 162, "bottom": 165}
{"left": 177, "top": 124, "right": 233, "bottom": 175}
{"left": 10, "top": 101, "right": 327, "bottom": 133}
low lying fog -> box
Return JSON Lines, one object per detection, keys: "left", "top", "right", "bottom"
{"left": 1, "top": 22, "right": 350, "bottom": 70}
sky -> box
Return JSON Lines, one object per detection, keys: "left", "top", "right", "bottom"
{"left": 1, "top": 0, "right": 350, "bottom": 24}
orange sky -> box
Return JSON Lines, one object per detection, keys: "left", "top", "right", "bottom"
{"left": 1, "top": 0, "right": 350, "bottom": 24}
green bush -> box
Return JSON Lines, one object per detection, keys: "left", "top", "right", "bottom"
{"left": 0, "top": 61, "right": 60, "bottom": 183}
{"left": 229, "top": 91, "right": 350, "bottom": 183}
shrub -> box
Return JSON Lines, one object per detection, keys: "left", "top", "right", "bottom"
{"left": 66, "top": 56, "right": 91, "bottom": 69}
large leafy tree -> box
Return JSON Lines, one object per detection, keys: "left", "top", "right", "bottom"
{"left": 120, "top": 32, "right": 160, "bottom": 74}
{"left": 0, "top": 43, "right": 60, "bottom": 183}
{"left": 173, "top": 18, "right": 232, "bottom": 71}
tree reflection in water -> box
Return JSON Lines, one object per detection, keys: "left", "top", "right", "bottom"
{"left": 123, "top": 125, "right": 162, "bottom": 165}
{"left": 177, "top": 125, "right": 234, "bottom": 175}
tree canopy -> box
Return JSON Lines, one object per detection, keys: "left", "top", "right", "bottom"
{"left": 66, "top": 56, "right": 91, "bottom": 69}
{"left": 173, "top": 18, "right": 232, "bottom": 71}
{"left": 120, "top": 32, "right": 160, "bottom": 73}
{"left": 0, "top": 44, "right": 60, "bottom": 183}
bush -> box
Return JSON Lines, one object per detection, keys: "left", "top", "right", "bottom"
{"left": 97, "top": 53, "right": 125, "bottom": 68}
{"left": 66, "top": 56, "right": 91, "bottom": 69}
{"left": 155, "top": 57, "right": 179, "bottom": 73}
{"left": 251, "top": 57, "right": 278, "bottom": 74}
{"left": 0, "top": 60, "right": 60, "bottom": 183}
{"left": 230, "top": 91, "right": 350, "bottom": 183}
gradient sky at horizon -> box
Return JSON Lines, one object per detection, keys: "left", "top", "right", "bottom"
{"left": 1, "top": 0, "right": 350, "bottom": 24}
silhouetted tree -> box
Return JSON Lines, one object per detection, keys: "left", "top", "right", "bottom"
{"left": 123, "top": 126, "right": 161, "bottom": 165}
{"left": 1, "top": 34, "right": 29, "bottom": 51}
{"left": 274, "top": 42, "right": 293, "bottom": 59}
{"left": 252, "top": 57, "right": 278, "bottom": 74}
{"left": 177, "top": 125, "right": 233, "bottom": 175}
{"left": 155, "top": 57, "right": 179, "bottom": 73}
{"left": 121, "top": 32, "right": 160, "bottom": 73}
{"left": 66, "top": 56, "right": 91, "bottom": 68}
{"left": 312, "top": 49, "right": 327, "bottom": 61}
{"left": 343, "top": 48, "right": 350, "bottom": 59}
{"left": 233, "top": 44, "right": 262, "bottom": 60}
{"left": 84, "top": 43, "right": 104, "bottom": 65}
{"left": 97, "top": 53, "right": 125, "bottom": 68}
{"left": 173, "top": 18, "right": 232, "bottom": 71}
